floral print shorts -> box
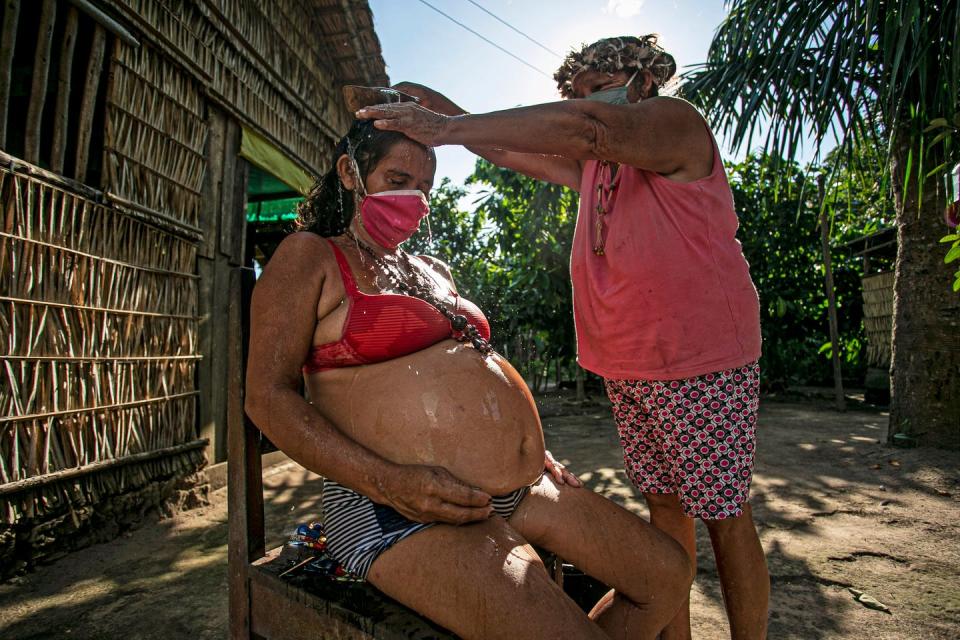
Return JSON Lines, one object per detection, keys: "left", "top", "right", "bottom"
{"left": 604, "top": 362, "right": 760, "bottom": 520}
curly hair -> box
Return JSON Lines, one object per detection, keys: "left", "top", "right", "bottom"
{"left": 296, "top": 120, "right": 423, "bottom": 236}
{"left": 554, "top": 35, "right": 677, "bottom": 99}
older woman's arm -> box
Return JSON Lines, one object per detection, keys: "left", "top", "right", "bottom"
{"left": 392, "top": 82, "right": 583, "bottom": 190}
{"left": 244, "top": 233, "right": 493, "bottom": 524}
{"left": 357, "top": 96, "right": 711, "bottom": 181}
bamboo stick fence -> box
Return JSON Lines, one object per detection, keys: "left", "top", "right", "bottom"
{"left": 0, "top": 0, "right": 388, "bottom": 559}
{"left": 862, "top": 271, "right": 895, "bottom": 369}
{"left": 0, "top": 165, "right": 201, "bottom": 524}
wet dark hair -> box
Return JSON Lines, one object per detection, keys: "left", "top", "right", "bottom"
{"left": 296, "top": 120, "right": 423, "bottom": 236}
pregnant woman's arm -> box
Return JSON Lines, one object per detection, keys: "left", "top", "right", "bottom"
{"left": 244, "top": 233, "right": 493, "bottom": 524}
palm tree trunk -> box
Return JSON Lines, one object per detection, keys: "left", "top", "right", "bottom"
{"left": 888, "top": 133, "right": 960, "bottom": 449}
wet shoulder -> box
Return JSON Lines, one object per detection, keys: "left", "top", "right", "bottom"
{"left": 255, "top": 232, "right": 333, "bottom": 299}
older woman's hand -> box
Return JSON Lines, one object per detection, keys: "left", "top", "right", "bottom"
{"left": 378, "top": 462, "right": 494, "bottom": 525}
{"left": 356, "top": 103, "right": 449, "bottom": 147}
{"left": 545, "top": 450, "right": 582, "bottom": 487}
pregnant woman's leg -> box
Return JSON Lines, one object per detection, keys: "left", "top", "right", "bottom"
{"left": 366, "top": 515, "right": 608, "bottom": 640}
{"left": 507, "top": 475, "right": 693, "bottom": 639}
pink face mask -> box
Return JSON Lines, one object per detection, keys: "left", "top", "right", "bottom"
{"left": 359, "top": 189, "right": 430, "bottom": 249}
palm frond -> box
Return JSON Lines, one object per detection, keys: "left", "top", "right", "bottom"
{"left": 683, "top": 0, "right": 960, "bottom": 188}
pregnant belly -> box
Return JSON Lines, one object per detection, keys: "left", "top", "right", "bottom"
{"left": 306, "top": 341, "right": 545, "bottom": 495}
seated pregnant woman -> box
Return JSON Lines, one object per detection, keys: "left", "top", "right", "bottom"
{"left": 244, "top": 120, "right": 691, "bottom": 640}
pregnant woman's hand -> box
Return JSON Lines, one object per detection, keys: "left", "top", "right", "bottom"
{"left": 545, "top": 450, "right": 583, "bottom": 487}
{"left": 381, "top": 464, "right": 494, "bottom": 525}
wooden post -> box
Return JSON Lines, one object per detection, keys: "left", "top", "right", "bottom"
{"left": 200, "top": 109, "right": 225, "bottom": 260}
{"left": 198, "top": 108, "right": 226, "bottom": 464}
{"left": 74, "top": 25, "right": 106, "bottom": 183}
{"left": 24, "top": 0, "right": 57, "bottom": 163}
{"left": 227, "top": 264, "right": 264, "bottom": 640}
{"left": 221, "top": 120, "right": 248, "bottom": 265}
{"left": 819, "top": 176, "right": 845, "bottom": 411}
{"left": 51, "top": 7, "right": 79, "bottom": 174}
{"left": 226, "top": 120, "right": 260, "bottom": 638}
{"left": 0, "top": 0, "right": 20, "bottom": 149}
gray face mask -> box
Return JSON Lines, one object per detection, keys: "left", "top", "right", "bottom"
{"left": 585, "top": 70, "right": 640, "bottom": 105}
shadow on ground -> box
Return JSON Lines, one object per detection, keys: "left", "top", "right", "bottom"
{"left": 1, "top": 396, "right": 958, "bottom": 640}
{"left": 0, "top": 464, "right": 324, "bottom": 640}
{"left": 541, "top": 394, "right": 960, "bottom": 640}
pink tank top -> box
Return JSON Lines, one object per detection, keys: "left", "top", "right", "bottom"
{"left": 570, "top": 134, "right": 761, "bottom": 380}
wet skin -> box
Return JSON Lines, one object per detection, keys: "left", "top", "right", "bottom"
{"left": 306, "top": 332, "right": 546, "bottom": 496}
{"left": 246, "top": 136, "right": 694, "bottom": 639}
{"left": 356, "top": 80, "right": 769, "bottom": 638}
{"left": 306, "top": 139, "right": 544, "bottom": 495}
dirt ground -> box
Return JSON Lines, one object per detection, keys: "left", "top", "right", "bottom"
{"left": 0, "top": 393, "right": 958, "bottom": 639}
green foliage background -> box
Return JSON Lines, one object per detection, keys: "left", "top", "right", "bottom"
{"left": 728, "top": 153, "right": 891, "bottom": 388}
{"left": 407, "top": 161, "right": 579, "bottom": 389}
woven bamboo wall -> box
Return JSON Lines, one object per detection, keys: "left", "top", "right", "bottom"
{"left": 116, "top": 0, "right": 217, "bottom": 77}
{"left": 314, "top": 0, "right": 389, "bottom": 86}
{"left": 0, "top": 167, "right": 200, "bottom": 523}
{"left": 208, "top": 0, "right": 342, "bottom": 101}
{"left": 109, "top": 0, "right": 384, "bottom": 179}
{"left": 0, "top": 0, "right": 387, "bottom": 565}
{"left": 104, "top": 42, "right": 207, "bottom": 230}
{"left": 862, "top": 271, "right": 895, "bottom": 368}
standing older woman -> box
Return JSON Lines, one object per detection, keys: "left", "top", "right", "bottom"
{"left": 358, "top": 35, "right": 769, "bottom": 640}
{"left": 244, "top": 118, "right": 691, "bottom": 639}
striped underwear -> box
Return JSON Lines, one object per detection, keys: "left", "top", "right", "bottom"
{"left": 322, "top": 479, "right": 531, "bottom": 579}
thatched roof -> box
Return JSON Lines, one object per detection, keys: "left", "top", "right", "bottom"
{"left": 315, "top": 0, "right": 389, "bottom": 87}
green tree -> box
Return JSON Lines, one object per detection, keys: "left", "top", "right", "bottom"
{"left": 729, "top": 154, "right": 868, "bottom": 388}
{"left": 421, "top": 157, "right": 885, "bottom": 394}
{"left": 406, "top": 177, "right": 493, "bottom": 298}
{"left": 410, "top": 167, "right": 581, "bottom": 391}
{"left": 468, "top": 159, "right": 578, "bottom": 386}
{"left": 684, "top": 0, "right": 960, "bottom": 448}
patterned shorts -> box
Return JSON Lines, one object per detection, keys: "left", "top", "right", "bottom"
{"left": 604, "top": 362, "right": 760, "bottom": 520}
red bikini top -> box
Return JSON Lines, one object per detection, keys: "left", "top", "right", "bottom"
{"left": 303, "top": 240, "right": 491, "bottom": 374}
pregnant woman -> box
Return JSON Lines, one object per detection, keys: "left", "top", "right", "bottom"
{"left": 244, "top": 119, "right": 691, "bottom": 640}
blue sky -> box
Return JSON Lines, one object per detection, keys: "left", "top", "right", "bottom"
{"left": 367, "top": 0, "right": 746, "bottom": 187}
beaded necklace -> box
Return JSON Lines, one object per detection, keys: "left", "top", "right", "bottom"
{"left": 344, "top": 230, "right": 493, "bottom": 355}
